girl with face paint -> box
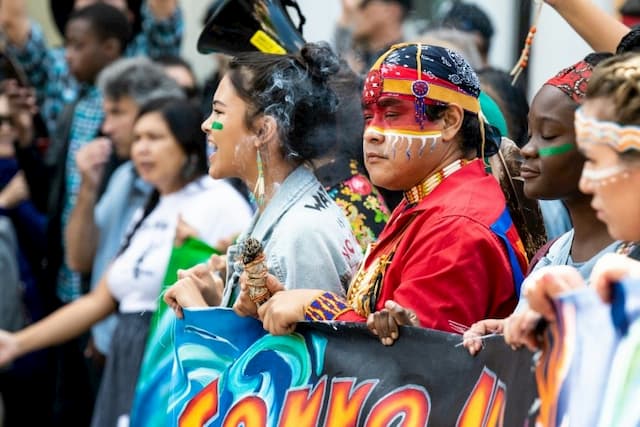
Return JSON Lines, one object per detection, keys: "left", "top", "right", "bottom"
{"left": 464, "top": 54, "right": 622, "bottom": 356}
{"left": 521, "top": 54, "right": 618, "bottom": 275}
{"left": 163, "top": 43, "right": 362, "bottom": 318}
{"left": 481, "top": 53, "right": 640, "bottom": 354}
{"left": 464, "top": 55, "right": 640, "bottom": 427}
{"left": 251, "top": 43, "right": 530, "bottom": 342}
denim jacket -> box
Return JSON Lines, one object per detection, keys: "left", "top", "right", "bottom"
{"left": 221, "top": 166, "right": 362, "bottom": 306}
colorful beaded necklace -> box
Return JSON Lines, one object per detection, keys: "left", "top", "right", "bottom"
{"left": 404, "top": 159, "right": 469, "bottom": 205}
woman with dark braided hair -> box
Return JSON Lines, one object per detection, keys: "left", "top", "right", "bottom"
{"left": 237, "top": 43, "right": 529, "bottom": 343}
{"left": 163, "top": 43, "right": 362, "bottom": 317}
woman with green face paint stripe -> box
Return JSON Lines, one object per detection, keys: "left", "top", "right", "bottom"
{"left": 517, "top": 52, "right": 620, "bottom": 282}
{"left": 463, "top": 53, "right": 622, "bottom": 356}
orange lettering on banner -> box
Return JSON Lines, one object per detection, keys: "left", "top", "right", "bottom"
{"left": 223, "top": 396, "right": 267, "bottom": 427}
{"left": 279, "top": 377, "right": 327, "bottom": 427}
{"left": 485, "top": 382, "right": 506, "bottom": 427}
{"left": 178, "top": 378, "right": 220, "bottom": 426}
{"left": 456, "top": 367, "right": 506, "bottom": 427}
{"left": 325, "top": 379, "right": 377, "bottom": 427}
{"left": 365, "top": 386, "right": 431, "bottom": 427}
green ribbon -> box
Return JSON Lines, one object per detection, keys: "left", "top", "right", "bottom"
{"left": 211, "top": 121, "right": 223, "bottom": 130}
{"left": 538, "top": 142, "right": 575, "bottom": 157}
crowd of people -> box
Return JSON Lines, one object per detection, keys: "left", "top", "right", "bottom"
{"left": 0, "top": 0, "right": 639, "bottom": 425}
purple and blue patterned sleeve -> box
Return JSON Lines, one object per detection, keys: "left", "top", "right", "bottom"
{"left": 304, "top": 292, "right": 351, "bottom": 321}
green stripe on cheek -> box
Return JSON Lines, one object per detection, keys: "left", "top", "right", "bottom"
{"left": 538, "top": 142, "right": 575, "bottom": 157}
{"left": 211, "top": 121, "right": 223, "bottom": 130}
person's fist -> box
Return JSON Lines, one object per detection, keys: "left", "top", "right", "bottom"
{"left": 462, "top": 318, "right": 505, "bottom": 356}
{"left": 366, "top": 300, "right": 419, "bottom": 346}
{"left": 75, "top": 138, "right": 112, "bottom": 189}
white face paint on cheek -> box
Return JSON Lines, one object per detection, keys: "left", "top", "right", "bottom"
{"left": 580, "top": 164, "right": 630, "bottom": 186}
{"left": 364, "top": 127, "right": 442, "bottom": 160}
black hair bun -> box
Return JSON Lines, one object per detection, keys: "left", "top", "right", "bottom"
{"left": 299, "top": 42, "right": 340, "bottom": 82}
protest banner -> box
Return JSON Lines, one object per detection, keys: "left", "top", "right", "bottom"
{"left": 163, "top": 308, "right": 538, "bottom": 426}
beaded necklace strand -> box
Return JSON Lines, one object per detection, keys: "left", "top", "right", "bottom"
{"left": 404, "top": 159, "right": 469, "bottom": 205}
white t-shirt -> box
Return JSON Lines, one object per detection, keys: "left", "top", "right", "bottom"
{"left": 107, "top": 176, "right": 252, "bottom": 313}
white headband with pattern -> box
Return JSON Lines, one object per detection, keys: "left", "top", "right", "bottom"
{"left": 575, "top": 108, "right": 640, "bottom": 153}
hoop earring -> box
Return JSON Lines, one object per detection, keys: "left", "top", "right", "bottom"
{"left": 253, "top": 150, "right": 265, "bottom": 207}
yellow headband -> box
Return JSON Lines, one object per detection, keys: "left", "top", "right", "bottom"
{"left": 381, "top": 79, "right": 480, "bottom": 114}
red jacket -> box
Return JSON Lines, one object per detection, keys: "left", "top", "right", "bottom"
{"left": 307, "top": 160, "right": 526, "bottom": 333}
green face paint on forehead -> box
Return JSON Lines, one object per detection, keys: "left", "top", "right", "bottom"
{"left": 538, "top": 142, "right": 575, "bottom": 157}
{"left": 211, "top": 121, "right": 223, "bottom": 130}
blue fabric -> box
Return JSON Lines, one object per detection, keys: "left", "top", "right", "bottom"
{"left": 8, "top": 25, "right": 77, "bottom": 136}
{"left": 0, "top": 159, "right": 47, "bottom": 324}
{"left": 91, "top": 161, "right": 152, "bottom": 354}
{"left": 611, "top": 282, "right": 629, "bottom": 335}
{"left": 128, "top": 2, "right": 183, "bottom": 59}
{"left": 539, "top": 199, "right": 572, "bottom": 240}
{"left": 489, "top": 207, "right": 525, "bottom": 298}
{"left": 0, "top": 158, "right": 20, "bottom": 185}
